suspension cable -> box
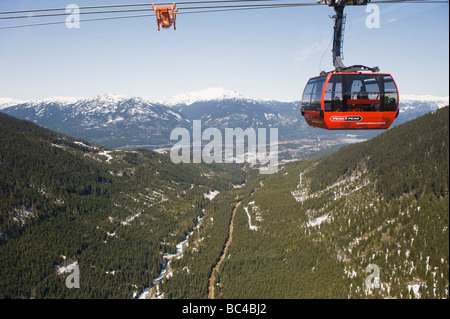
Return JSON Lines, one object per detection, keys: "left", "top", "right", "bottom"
{"left": 0, "top": 0, "right": 447, "bottom": 30}
{"left": 0, "top": 0, "right": 281, "bottom": 15}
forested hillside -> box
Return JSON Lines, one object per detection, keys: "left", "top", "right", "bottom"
{"left": 163, "top": 107, "right": 448, "bottom": 299}
{"left": 1, "top": 106, "right": 448, "bottom": 299}
{"left": 0, "top": 113, "right": 250, "bottom": 298}
{"left": 296, "top": 106, "right": 449, "bottom": 298}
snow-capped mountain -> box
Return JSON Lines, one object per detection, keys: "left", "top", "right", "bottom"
{"left": 1, "top": 89, "right": 448, "bottom": 150}
{"left": 401, "top": 94, "right": 449, "bottom": 108}
{"left": 0, "top": 98, "right": 27, "bottom": 110}
{"left": 376, "top": 94, "right": 448, "bottom": 136}
{"left": 397, "top": 94, "right": 449, "bottom": 124}
{"left": 164, "top": 88, "right": 245, "bottom": 107}
{"left": 171, "top": 95, "right": 303, "bottom": 140}
{"left": 1, "top": 93, "right": 188, "bottom": 148}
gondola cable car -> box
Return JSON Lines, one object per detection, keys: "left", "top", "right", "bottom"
{"left": 301, "top": 0, "right": 400, "bottom": 130}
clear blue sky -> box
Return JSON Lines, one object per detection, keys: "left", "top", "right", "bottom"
{"left": 0, "top": 0, "right": 448, "bottom": 101}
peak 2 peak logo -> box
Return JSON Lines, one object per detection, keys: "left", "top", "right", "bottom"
{"left": 330, "top": 115, "right": 363, "bottom": 122}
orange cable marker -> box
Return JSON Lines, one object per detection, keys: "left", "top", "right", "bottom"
{"left": 151, "top": 3, "right": 177, "bottom": 31}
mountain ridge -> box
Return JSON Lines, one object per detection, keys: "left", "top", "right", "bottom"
{"left": 2, "top": 90, "right": 448, "bottom": 110}
{"left": 1, "top": 90, "right": 448, "bottom": 153}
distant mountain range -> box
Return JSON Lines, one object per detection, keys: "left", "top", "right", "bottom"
{"left": 1, "top": 89, "right": 448, "bottom": 150}
{"left": 1, "top": 94, "right": 188, "bottom": 148}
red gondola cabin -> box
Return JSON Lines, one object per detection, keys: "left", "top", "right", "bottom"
{"left": 301, "top": 72, "right": 399, "bottom": 130}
